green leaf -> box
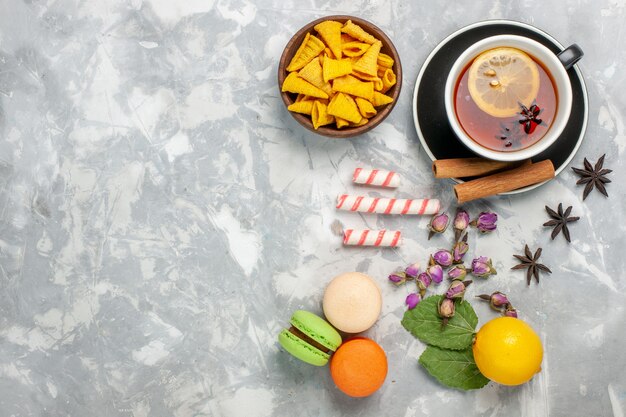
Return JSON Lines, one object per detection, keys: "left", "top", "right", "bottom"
{"left": 419, "top": 345, "right": 489, "bottom": 390}
{"left": 401, "top": 295, "right": 477, "bottom": 350}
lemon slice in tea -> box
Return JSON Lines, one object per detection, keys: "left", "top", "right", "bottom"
{"left": 468, "top": 47, "right": 540, "bottom": 118}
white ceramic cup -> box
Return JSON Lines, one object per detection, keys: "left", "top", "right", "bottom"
{"left": 444, "top": 35, "right": 581, "bottom": 162}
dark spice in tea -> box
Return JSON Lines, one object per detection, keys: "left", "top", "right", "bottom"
{"left": 518, "top": 102, "right": 543, "bottom": 134}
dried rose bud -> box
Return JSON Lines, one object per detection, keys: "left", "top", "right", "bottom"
{"left": 472, "top": 211, "right": 498, "bottom": 234}
{"left": 504, "top": 305, "right": 518, "bottom": 318}
{"left": 477, "top": 291, "right": 509, "bottom": 311}
{"left": 405, "top": 262, "right": 420, "bottom": 279}
{"left": 471, "top": 256, "right": 497, "bottom": 278}
{"left": 445, "top": 279, "right": 472, "bottom": 299}
{"left": 417, "top": 272, "right": 432, "bottom": 289}
{"left": 406, "top": 293, "right": 421, "bottom": 310}
{"left": 432, "top": 250, "right": 453, "bottom": 268}
{"left": 453, "top": 209, "right": 470, "bottom": 239}
{"left": 427, "top": 264, "right": 444, "bottom": 284}
{"left": 448, "top": 265, "right": 467, "bottom": 280}
{"left": 452, "top": 239, "right": 469, "bottom": 264}
{"left": 490, "top": 291, "right": 509, "bottom": 308}
{"left": 428, "top": 212, "right": 450, "bottom": 240}
{"left": 439, "top": 298, "right": 455, "bottom": 318}
{"left": 388, "top": 272, "right": 406, "bottom": 286}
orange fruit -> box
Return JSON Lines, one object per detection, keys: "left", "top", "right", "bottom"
{"left": 472, "top": 317, "right": 543, "bottom": 385}
{"left": 468, "top": 47, "right": 540, "bottom": 118}
{"left": 330, "top": 337, "right": 387, "bottom": 397}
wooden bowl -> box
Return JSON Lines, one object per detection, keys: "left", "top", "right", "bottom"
{"left": 278, "top": 15, "right": 402, "bottom": 138}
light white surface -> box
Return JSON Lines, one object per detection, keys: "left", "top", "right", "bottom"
{"left": 0, "top": 1, "right": 624, "bottom": 416}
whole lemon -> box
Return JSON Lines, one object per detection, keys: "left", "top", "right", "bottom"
{"left": 472, "top": 317, "right": 543, "bottom": 386}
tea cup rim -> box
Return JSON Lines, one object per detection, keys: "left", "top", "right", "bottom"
{"left": 444, "top": 34, "right": 573, "bottom": 162}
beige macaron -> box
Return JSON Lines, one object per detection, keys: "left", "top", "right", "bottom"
{"left": 323, "top": 272, "right": 382, "bottom": 333}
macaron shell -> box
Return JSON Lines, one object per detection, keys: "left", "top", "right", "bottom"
{"left": 290, "top": 310, "right": 342, "bottom": 351}
{"left": 323, "top": 272, "right": 382, "bottom": 333}
{"left": 330, "top": 337, "right": 388, "bottom": 397}
{"left": 278, "top": 329, "right": 330, "bottom": 366}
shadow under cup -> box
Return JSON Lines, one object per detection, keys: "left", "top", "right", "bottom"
{"left": 444, "top": 35, "right": 583, "bottom": 162}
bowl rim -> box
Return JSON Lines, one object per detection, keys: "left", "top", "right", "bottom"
{"left": 278, "top": 15, "right": 402, "bottom": 138}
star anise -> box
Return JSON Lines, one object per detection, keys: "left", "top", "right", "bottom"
{"left": 572, "top": 154, "right": 612, "bottom": 200}
{"left": 511, "top": 245, "right": 552, "bottom": 285}
{"left": 518, "top": 102, "right": 543, "bottom": 134}
{"left": 543, "top": 203, "right": 580, "bottom": 242}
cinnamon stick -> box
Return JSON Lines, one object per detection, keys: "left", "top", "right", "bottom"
{"left": 454, "top": 160, "right": 555, "bottom": 203}
{"left": 433, "top": 158, "right": 531, "bottom": 179}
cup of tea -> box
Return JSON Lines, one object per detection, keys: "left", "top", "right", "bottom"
{"left": 444, "top": 35, "right": 583, "bottom": 162}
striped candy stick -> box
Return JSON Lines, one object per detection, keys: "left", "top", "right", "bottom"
{"left": 353, "top": 168, "right": 400, "bottom": 188}
{"left": 343, "top": 229, "right": 402, "bottom": 247}
{"left": 336, "top": 194, "right": 441, "bottom": 215}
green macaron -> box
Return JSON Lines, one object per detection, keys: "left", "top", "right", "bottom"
{"left": 278, "top": 310, "right": 342, "bottom": 366}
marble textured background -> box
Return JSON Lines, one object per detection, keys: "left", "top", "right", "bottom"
{"left": 0, "top": 0, "right": 624, "bottom": 416}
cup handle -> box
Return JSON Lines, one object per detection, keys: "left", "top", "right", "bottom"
{"left": 557, "top": 44, "right": 583, "bottom": 70}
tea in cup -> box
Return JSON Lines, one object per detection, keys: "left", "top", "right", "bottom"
{"left": 444, "top": 35, "right": 583, "bottom": 162}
